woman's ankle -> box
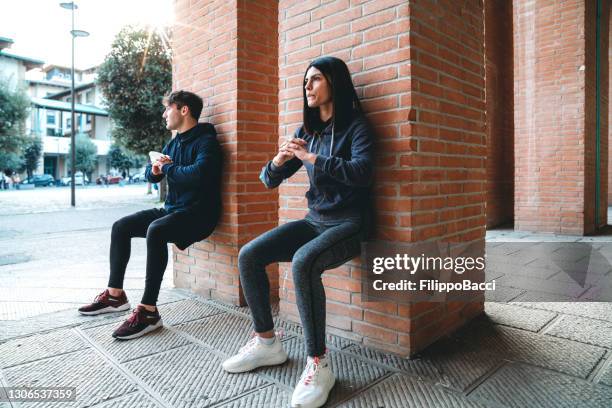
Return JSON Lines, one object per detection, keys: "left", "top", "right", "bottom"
{"left": 256, "top": 330, "right": 275, "bottom": 339}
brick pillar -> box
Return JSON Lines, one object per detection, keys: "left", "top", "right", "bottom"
{"left": 485, "top": 0, "right": 514, "bottom": 228}
{"left": 172, "top": 0, "right": 278, "bottom": 305}
{"left": 278, "top": 0, "right": 486, "bottom": 356}
{"left": 514, "top": 0, "right": 609, "bottom": 234}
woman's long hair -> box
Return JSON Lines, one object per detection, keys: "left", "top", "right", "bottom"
{"left": 302, "top": 56, "right": 362, "bottom": 135}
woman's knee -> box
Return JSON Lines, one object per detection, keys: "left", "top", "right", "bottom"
{"left": 291, "top": 247, "right": 318, "bottom": 283}
{"left": 238, "top": 239, "right": 265, "bottom": 270}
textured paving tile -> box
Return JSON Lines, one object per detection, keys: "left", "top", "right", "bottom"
{"left": 345, "top": 336, "right": 502, "bottom": 392}
{"left": 157, "top": 299, "right": 224, "bottom": 326}
{"left": 124, "top": 344, "right": 268, "bottom": 408}
{"left": 0, "top": 309, "right": 108, "bottom": 342}
{"left": 485, "top": 302, "right": 557, "bottom": 332}
{"left": 3, "top": 349, "right": 136, "bottom": 408}
{"left": 484, "top": 285, "right": 524, "bottom": 302}
{"left": 511, "top": 299, "right": 612, "bottom": 322}
{"left": 83, "top": 323, "right": 190, "bottom": 363}
{"left": 454, "top": 320, "right": 606, "bottom": 378}
{"left": 470, "top": 362, "right": 612, "bottom": 408}
{"left": 89, "top": 392, "right": 160, "bottom": 408}
{"left": 0, "top": 328, "right": 88, "bottom": 368}
{"left": 599, "top": 358, "right": 612, "bottom": 387}
{"left": 0, "top": 301, "right": 77, "bottom": 320}
{"left": 494, "top": 274, "right": 588, "bottom": 299}
{"left": 260, "top": 337, "right": 388, "bottom": 406}
{"left": 545, "top": 315, "right": 612, "bottom": 349}
{"left": 273, "top": 316, "right": 355, "bottom": 349}
{"left": 175, "top": 313, "right": 256, "bottom": 356}
{"left": 337, "top": 373, "right": 486, "bottom": 408}
{"left": 217, "top": 385, "right": 291, "bottom": 408}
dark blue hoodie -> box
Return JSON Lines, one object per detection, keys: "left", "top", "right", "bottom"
{"left": 260, "top": 115, "right": 373, "bottom": 222}
{"left": 145, "top": 123, "right": 222, "bottom": 217}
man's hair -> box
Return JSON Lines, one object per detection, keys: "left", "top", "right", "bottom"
{"left": 164, "top": 90, "right": 204, "bottom": 120}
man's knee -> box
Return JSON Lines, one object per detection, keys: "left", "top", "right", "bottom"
{"left": 111, "top": 218, "right": 129, "bottom": 239}
{"left": 146, "top": 222, "right": 166, "bottom": 243}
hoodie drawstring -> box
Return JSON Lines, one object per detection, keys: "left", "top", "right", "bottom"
{"left": 309, "top": 125, "right": 334, "bottom": 157}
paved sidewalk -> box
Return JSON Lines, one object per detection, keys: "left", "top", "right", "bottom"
{"left": 1, "top": 200, "right": 612, "bottom": 407}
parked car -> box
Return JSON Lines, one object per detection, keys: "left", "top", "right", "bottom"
{"left": 61, "top": 172, "right": 89, "bottom": 186}
{"left": 131, "top": 172, "right": 146, "bottom": 183}
{"left": 106, "top": 175, "right": 124, "bottom": 184}
{"left": 21, "top": 174, "right": 55, "bottom": 187}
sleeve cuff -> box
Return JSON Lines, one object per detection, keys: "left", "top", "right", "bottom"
{"left": 161, "top": 163, "right": 172, "bottom": 174}
{"left": 269, "top": 160, "right": 282, "bottom": 173}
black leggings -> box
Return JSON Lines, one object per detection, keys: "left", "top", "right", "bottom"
{"left": 239, "top": 217, "right": 366, "bottom": 357}
{"left": 108, "top": 208, "right": 214, "bottom": 305}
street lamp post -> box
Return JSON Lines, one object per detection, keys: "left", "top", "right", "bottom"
{"left": 60, "top": 2, "right": 88, "bottom": 207}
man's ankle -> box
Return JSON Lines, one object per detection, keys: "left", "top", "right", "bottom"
{"left": 107, "top": 288, "right": 123, "bottom": 297}
{"left": 139, "top": 304, "right": 157, "bottom": 312}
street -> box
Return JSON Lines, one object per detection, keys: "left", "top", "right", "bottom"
{"left": 0, "top": 184, "right": 170, "bottom": 323}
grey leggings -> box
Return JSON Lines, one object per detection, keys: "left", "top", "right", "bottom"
{"left": 238, "top": 216, "right": 365, "bottom": 357}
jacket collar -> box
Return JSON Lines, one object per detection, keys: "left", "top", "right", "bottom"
{"left": 177, "top": 124, "right": 200, "bottom": 143}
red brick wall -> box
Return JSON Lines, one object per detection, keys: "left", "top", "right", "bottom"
{"left": 514, "top": 0, "right": 608, "bottom": 234}
{"left": 172, "top": 0, "right": 279, "bottom": 305}
{"left": 277, "top": 0, "right": 486, "bottom": 356}
{"left": 485, "top": 0, "right": 514, "bottom": 228}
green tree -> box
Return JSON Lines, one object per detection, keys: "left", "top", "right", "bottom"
{"left": 108, "top": 143, "right": 131, "bottom": 174}
{"left": 0, "top": 77, "right": 30, "bottom": 173}
{"left": 21, "top": 135, "right": 43, "bottom": 178}
{"left": 67, "top": 134, "right": 98, "bottom": 177}
{"left": 108, "top": 143, "right": 146, "bottom": 177}
{"left": 96, "top": 26, "right": 172, "bottom": 197}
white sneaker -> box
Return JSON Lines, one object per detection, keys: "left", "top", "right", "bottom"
{"left": 222, "top": 335, "right": 288, "bottom": 373}
{"left": 291, "top": 355, "right": 335, "bottom": 408}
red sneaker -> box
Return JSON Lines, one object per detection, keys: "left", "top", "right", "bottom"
{"left": 78, "top": 289, "right": 130, "bottom": 316}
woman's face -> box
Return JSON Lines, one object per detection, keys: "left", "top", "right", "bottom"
{"left": 304, "top": 66, "right": 332, "bottom": 108}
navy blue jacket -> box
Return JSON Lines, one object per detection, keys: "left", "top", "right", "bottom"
{"left": 260, "top": 115, "right": 373, "bottom": 221}
{"left": 146, "top": 123, "right": 222, "bottom": 218}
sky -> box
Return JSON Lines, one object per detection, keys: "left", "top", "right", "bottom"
{"left": 0, "top": 0, "right": 174, "bottom": 70}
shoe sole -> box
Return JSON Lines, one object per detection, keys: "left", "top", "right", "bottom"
{"left": 223, "top": 350, "right": 288, "bottom": 373}
{"left": 291, "top": 376, "right": 336, "bottom": 408}
{"left": 112, "top": 319, "right": 163, "bottom": 340}
{"left": 78, "top": 302, "right": 131, "bottom": 316}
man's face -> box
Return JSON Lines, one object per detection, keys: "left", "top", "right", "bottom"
{"left": 162, "top": 103, "right": 185, "bottom": 130}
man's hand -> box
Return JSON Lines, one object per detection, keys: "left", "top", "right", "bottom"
{"left": 152, "top": 155, "right": 172, "bottom": 175}
{"left": 285, "top": 138, "right": 316, "bottom": 164}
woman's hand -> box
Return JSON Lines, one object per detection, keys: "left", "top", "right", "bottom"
{"left": 286, "top": 138, "right": 316, "bottom": 164}
{"left": 272, "top": 139, "right": 296, "bottom": 167}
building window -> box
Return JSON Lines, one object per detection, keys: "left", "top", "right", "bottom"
{"left": 46, "top": 113, "right": 55, "bottom": 125}
{"left": 66, "top": 118, "right": 71, "bottom": 128}
{"left": 86, "top": 114, "right": 92, "bottom": 124}
{"left": 46, "top": 128, "right": 56, "bottom": 136}
{"left": 86, "top": 91, "right": 93, "bottom": 104}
